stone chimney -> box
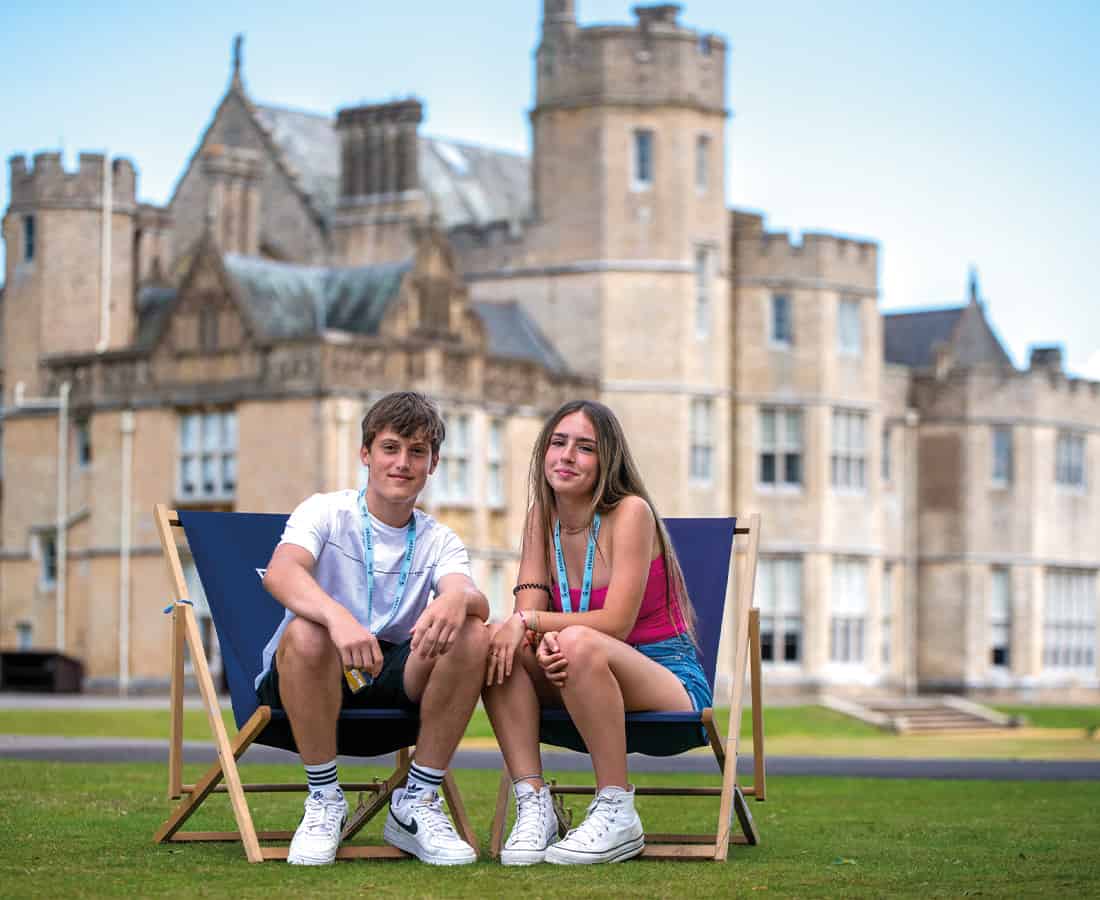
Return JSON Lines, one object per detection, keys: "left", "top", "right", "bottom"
{"left": 336, "top": 99, "right": 423, "bottom": 201}
{"left": 1029, "top": 345, "right": 1064, "bottom": 374}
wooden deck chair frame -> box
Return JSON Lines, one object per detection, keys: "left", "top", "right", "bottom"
{"left": 488, "top": 513, "right": 765, "bottom": 862}
{"left": 151, "top": 504, "right": 479, "bottom": 863}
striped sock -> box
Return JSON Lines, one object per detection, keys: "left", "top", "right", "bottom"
{"left": 402, "top": 761, "right": 445, "bottom": 804}
{"left": 304, "top": 760, "right": 340, "bottom": 796}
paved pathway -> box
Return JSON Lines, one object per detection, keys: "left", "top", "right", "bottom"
{"left": 2, "top": 734, "right": 1098, "bottom": 780}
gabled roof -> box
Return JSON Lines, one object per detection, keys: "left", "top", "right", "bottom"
{"left": 471, "top": 300, "right": 569, "bottom": 373}
{"left": 252, "top": 103, "right": 531, "bottom": 230}
{"left": 883, "top": 301, "right": 1014, "bottom": 371}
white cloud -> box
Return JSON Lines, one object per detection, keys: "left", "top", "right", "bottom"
{"left": 1083, "top": 351, "right": 1100, "bottom": 381}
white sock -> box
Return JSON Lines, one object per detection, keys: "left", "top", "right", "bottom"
{"left": 304, "top": 760, "right": 340, "bottom": 797}
{"left": 401, "top": 761, "right": 445, "bottom": 804}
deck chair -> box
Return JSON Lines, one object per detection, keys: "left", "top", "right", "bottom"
{"left": 151, "top": 504, "right": 478, "bottom": 863}
{"left": 489, "top": 514, "right": 765, "bottom": 861}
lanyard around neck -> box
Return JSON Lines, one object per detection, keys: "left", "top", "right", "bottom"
{"left": 553, "top": 512, "right": 602, "bottom": 614}
{"left": 358, "top": 489, "right": 417, "bottom": 636}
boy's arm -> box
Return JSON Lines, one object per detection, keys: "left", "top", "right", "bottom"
{"left": 262, "top": 543, "right": 384, "bottom": 676}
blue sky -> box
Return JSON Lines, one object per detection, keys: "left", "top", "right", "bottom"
{"left": 2, "top": 0, "right": 1097, "bottom": 377}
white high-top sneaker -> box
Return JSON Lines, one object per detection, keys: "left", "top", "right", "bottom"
{"left": 545, "top": 785, "right": 644, "bottom": 865}
{"left": 287, "top": 788, "right": 348, "bottom": 865}
{"left": 501, "top": 782, "right": 559, "bottom": 866}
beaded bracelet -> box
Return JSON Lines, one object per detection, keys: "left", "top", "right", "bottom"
{"left": 512, "top": 582, "right": 551, "bottom": 596}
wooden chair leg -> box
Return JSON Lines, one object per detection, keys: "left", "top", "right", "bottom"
{"left": 342, "top": 751, "right": 412, "bottom": 841}
{"left": 748, "top": 608, "right": 767, "bottom": 802}
{"left": 488, "top": 770, "right": 512, "bottom": 860}
{"left": 441, "top": 771, "right": 479, "bottom": 857}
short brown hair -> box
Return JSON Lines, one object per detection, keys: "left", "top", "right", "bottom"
{"left": 361, "top": 391, "right": 446, "bottom": 455}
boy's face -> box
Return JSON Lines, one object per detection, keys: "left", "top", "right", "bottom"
{"left": 361, "top": 427, "right": 437, "bottom": 507}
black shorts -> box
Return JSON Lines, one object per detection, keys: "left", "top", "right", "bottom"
{"left": 256, "top": 638, "right": 418, "bottom": 711}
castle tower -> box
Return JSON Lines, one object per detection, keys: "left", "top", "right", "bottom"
{"left": 3, "top": 152, "right": 137, "bottom": 398}
{"left": 331, "top": 99, "right": 428, "bottom": 264}
{"left": 527, "top": 2, "right": 731, "bottom": 515}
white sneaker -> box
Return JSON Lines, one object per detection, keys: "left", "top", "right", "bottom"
{"left": 383, "top": 788, "right": 477, "bottom": 865}
{"left": 287, "top": 788, "right": 347, "bottom": 865}
{"left": 544, "top": 786, "right": 644, "bottom": 865}
{"left": 501, "top": 782, "right": 558, "bottom": 866}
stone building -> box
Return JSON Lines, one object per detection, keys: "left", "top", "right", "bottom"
{"left": 1, "top": 1, "right": 1097, "bottom": 698}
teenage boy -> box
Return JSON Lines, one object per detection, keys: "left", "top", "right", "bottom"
{"left": 259, "top": 391, "right": 490, "bottom": 866}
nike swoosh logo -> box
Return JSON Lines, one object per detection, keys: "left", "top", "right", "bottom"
{"left": 391, "top": 811, "right": 418, "bottom": 836}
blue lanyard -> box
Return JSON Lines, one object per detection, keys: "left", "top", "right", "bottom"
{"left": 553, "top": 512, "right": 601, "bottom": 613}
{"left": 358, "top": 489, "right": 417, "bottom": 636}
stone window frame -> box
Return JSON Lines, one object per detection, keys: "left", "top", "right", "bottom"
{"left": 631, "top": 128, "right": 655, "bottom": 191}
{"left": 836, "top": 296, "right": 862, "bottom": 357}
{"left": 486, "top": 417, "right": 505, "bottom": 509}
{"left": 881, "top": 425, "right": 892, "bottom": 483}
{"left": 37, "top": 529, "right": 58, "bottom": 589}
{"left": 1042, "top": 568, "right": 1096, "bottom": 672}
{"left": 75, "top": 418, "right": 93, "bottom": 469}
{"left": 829, "top": 557, "right": 869, "bottom": 665}
{"left": 177, "top": 409, "right": 238, "bottom": 502}
{"left": 436, "top": 411, "right": 472, "bottom": 506}
{"left": 831, "top": 408, "right": 868, "bottom": 493}
{"left": 990, "top": 567, "right": 1012, "bottom": 669}
{"left": 23, "top": 213, "right": 36, "bottom": 262}
{"left": 758, "top": 406, "right": 803, "bottom": 491}
{"left": 695, "top": 133, "right": 711, "bottom": 193}
{"left": 688, "top": 397, "right": 714, "bottom": 484}
{"left": 756, "top": 556, "right": 803, "bottom": 665}
{"left": 991, "top": 425, "right": 1013, "bottom": 487}
{"left": 770, "top": 293, "right": 793, "bottom": 347}
{"left": 1054, "top": 430, "right": 1086, "bottom": 490}
{"left": 694, "top": 244, "right": 713, "bottom": 340}
{"left": 881, "top": 563, "right": 894, "bottom": 667}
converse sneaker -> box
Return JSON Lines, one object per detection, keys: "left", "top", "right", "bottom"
{"left": 383, "top": 788, "right": 477, "bottom": 865}
{"left": 544, "top": 785, "right": 644, "bottom": 865}
{"left": 287, "top": 788, "right": 347, "bottom": 865}
{"left": 501, "top": 782, "right": 558, "bottom": 866}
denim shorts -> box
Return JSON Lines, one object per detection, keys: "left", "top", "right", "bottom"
{"left": 633, "top": 633, "right": 713, "bottom": 712}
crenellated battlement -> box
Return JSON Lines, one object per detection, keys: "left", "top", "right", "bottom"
{"left": 8, "top": 152, "right": 137, "bottom": 212}
{"left": 731, "top": 208, "right": 878, "bottom": 291}
{"left": 535, "top": 2, "right": 727, "bottom": 114}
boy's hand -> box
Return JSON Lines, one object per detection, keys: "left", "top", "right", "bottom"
{"left": 537, "top": 631, "right": 568, "bottom": 687}
{"left": 328, "top": 611, "right": 383, "bottom": 677}
{"left": 411, "top": 592, "right": 466, "bottom": 659}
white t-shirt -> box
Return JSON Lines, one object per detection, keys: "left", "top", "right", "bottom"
{"left": 255, "top": 489, "right": 471, "bottom": 688}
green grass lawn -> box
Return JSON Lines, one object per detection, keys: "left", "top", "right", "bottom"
{"left": 1, "top": 761, "right": 1097, "bottom": 898}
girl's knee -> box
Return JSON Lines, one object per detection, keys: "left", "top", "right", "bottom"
{"left": 557, "top": 625, "right": 606, "bottom": 669}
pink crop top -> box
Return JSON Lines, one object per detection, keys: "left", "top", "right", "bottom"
{"left": 551, "top": 555, "right": 687, "bottom": 646}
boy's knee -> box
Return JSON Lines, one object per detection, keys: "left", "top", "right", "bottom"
{"left": 280, "top": 618, "right": 335, "bottom": 668}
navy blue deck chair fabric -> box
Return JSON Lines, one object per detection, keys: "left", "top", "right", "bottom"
{"left": 539, "top": 517, "right": 736, "bottom": 756}
{"left": 179, "top": 510, "right": 420, "bottom": 756}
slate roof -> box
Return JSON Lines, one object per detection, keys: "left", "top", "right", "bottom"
{"left": 222, "top": 254, "right": 411, "bottom": 338}
{"left": 882, "top": 307, "right": 965, "bottom": 368}
{"left": 252, "top": 104, "right": 531, "bottom": 230}
{"left": 883, "top": 303, "right": 1014, "bottom": 370}
{"left": 134, "top": 261, "right": 568, "bottom": 372}
{"left": 471, "top": 300, "right": 569, "bottom": 373}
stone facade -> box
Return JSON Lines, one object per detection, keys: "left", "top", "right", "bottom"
{"left": 1, "top": 1, "right": 1097, "bottom": 699}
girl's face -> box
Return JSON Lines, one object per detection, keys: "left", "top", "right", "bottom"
{"left": 544, "top": 411, "right": 600, "bottom": 500}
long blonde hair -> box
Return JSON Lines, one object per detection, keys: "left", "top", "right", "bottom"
{"left": 524, "top": 399, "right": 696, "bottom": 638}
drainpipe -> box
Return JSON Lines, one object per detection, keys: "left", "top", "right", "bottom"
{"left": 56, "top": 382, "right": 71, "bottom": 651}
{"left": 96, "top": 154, "right": 113, "bottom": 353}
{"left": 118, "top": 410, "right": 135, "bottom": 694}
